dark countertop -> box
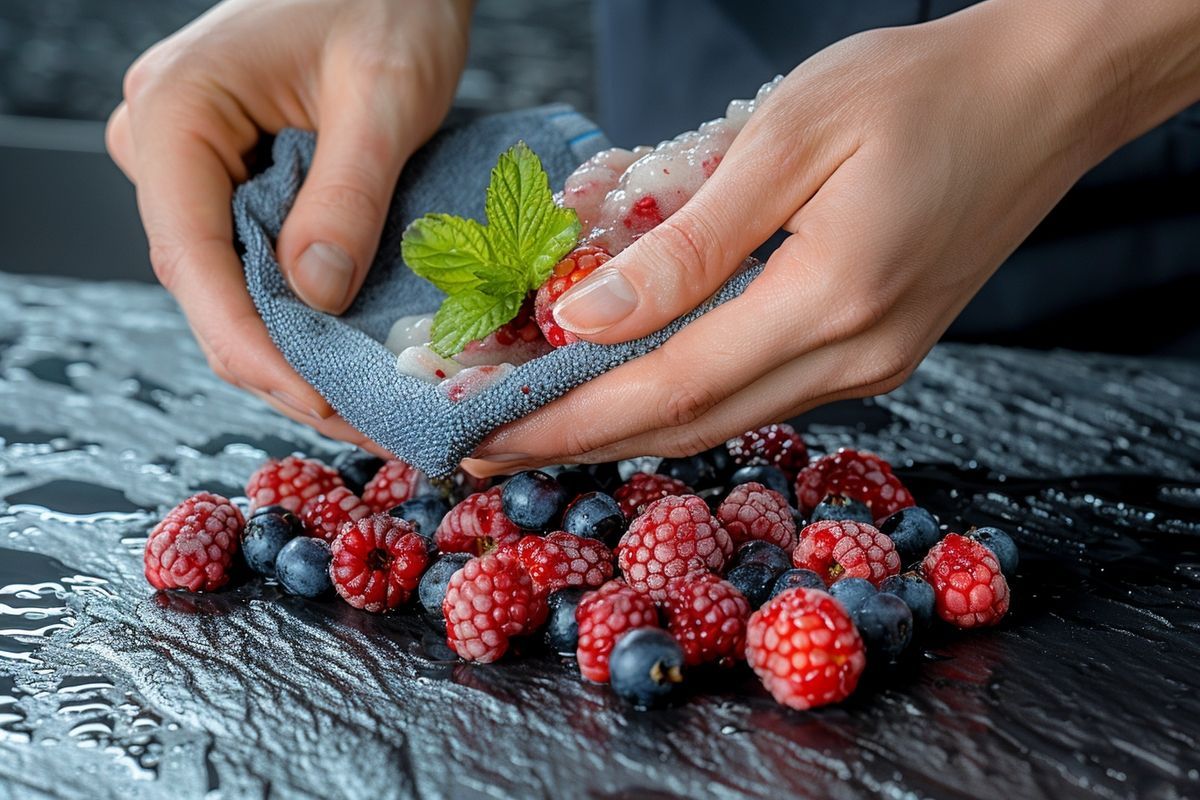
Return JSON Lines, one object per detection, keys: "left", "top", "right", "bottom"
{"left": 1, "top": 273, "right": 1199, "bottom": 799}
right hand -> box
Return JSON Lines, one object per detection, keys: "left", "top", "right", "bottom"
{"left": 106, "top": 0, "right": 471, "bottom": 452}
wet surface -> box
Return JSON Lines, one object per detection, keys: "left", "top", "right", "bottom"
{"left": 1, "top": 273, "right": 1199, "bottom": 799}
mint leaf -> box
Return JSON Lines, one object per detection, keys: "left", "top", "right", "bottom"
{"left": 428, "top": 289, "right": 525, "bottom": 359}
{"left": 484, "top": 141, "right": 581, "bottom": 288}
{"left": 401, "top": 213, "right": 493, "bottom": 295}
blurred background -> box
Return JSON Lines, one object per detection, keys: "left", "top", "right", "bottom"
{"left": 1, "top": 0, "right": 1197, "bottom": 356}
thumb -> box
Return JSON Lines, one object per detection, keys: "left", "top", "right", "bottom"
{"left": 277, "top": 77, "right": 414, "bottom": 315}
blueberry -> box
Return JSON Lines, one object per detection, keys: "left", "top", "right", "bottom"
{"left": 770, "top": 568, "right": 826, "bottom": 598}
{"left": 275, "top": 537, "right": 332, "bottom": 598}
{"left": 879, "top": 507, "right": 940, "bottom": 564}
{"left": 562, "top": 492, "right": 626, "bottom": 546}
{"left": 729, "top": 540, "right": 792, "bottom": 575}
{"left": 250, "top": 504, "right": 293, "bottom": 519}
{"left": 582, "top": 461, "right": 622, "bottom": 493}
{"left": 703, "top": 445, "right": 734, "bottom": 484}
{"left": 971, "top": 526, "right": 1019, "bottom": 575}
{"left": 501, "top": 470, "right": 569, "bottom": 531}
{"left": 546, "top": 467, "right": 602, "bottom": 498}
{"left": 810, "top": 494, "right": 874, "bottom": 524}
{"left": 828, "top": 577, "right": 877, "bottom": 612}
{"left": 608, "top": 628, "right": 686, "bottom": 709}
{"left": 389, "top": 495, "right": 449, "bottom": 540}
{"left": 852, "top": 592, "right": 913, "bottom": 665}
{"left": 241, "top": 510, "right": 303, "bottom": 577}
{"left": 659, "top": 454, "right": 719, "bottom": 490}
{"left": 879, "top": 572, "right": 935, "bottom": 630}
{"left": 725, "top": 563, "right": 776, "bottom": 608}
{"left": 418, "top": 553, "right": 471, "bottom": 618}
{"left": 730, "top": 465, "right": 792, "bottom": 502}
{"left": 544, "top": 587, "right": 588, "bottom": 655}
{"left": 331, "top": 449, "right": 386, "bottom": 496}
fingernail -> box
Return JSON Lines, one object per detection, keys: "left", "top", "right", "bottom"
{"left": 270, "top": 389, "right": 330, "bottom": 421}
{"left": 293, "top": 242, "right": 355, "bottom": 313}
{"left": 553, "top": 269, "right": 638, "bottom": 334}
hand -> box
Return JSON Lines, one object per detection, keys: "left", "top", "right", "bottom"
{"left": 467, "top": 0, "right": 1200, "bottom": 476}
{"left": 106, "top": 0, "right": 470, "bottom": 453}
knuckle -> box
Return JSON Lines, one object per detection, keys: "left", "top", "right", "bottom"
{"left": 658, "top": 378, "right": 721, "bottom": 429}
{"left": 861, "top": 340, "right": 916, "bottom": 392}
{"left": 656, "top": 427, "right": 724, "bottom": 460}
{"left": 649, "top": 213, "right": 724, "bottom": 284}
{"left": 146, "top": 240, "right": 183, "bottom": 291}
{"left": 306, "top": 177, "right": 387, "bottom": 225}
{"left": 561, "top": 425, "right": 605, "bottom": 459}
{"left": 828, "top": 293, "right": 891, "bottom": 341}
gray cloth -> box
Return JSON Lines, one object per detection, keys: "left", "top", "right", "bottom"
{"left": 235, "top": 106, "right": 763, "bottom": 477}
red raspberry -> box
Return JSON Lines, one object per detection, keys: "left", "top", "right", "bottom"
{"left": 443, "top": 548, "right": 545, "bottom": 663}
{"left": 795, "top": 448, "right": 915, "bottom": 524}
{"left": 613, "top": 472, "right": 693, "bottom": 519}
{"left": 516, "top": 532, "right": 614, "bottom": 597}
{"left": 246, "top": 455, "right": 343, "bottom": 513}
{"left": 921, "top": 533, "right": 1010, "bottom": 628}
{"left": 361, "top": 459, "right": 430, "bottom": 513}
{"left": 575, "top": 580, "right": 659, "bottom": 682}
{"left": 144, "top": 493, "right": 243, "bottom": 592}
{"left": 661, "top": 574, "right": 751, "bottom": 667}
{"left": 745, "top": 587, "right": 866, "bottom": 710}
{"left": 792, "top": 519, "right": 901, "bottom": 587}
{"left": 616, "top": 495, "right": 727, "bottom": 600}
{"left": 434, "top": 486, "right": 522, "bottom": 555}
{"left": 299, "top": 486, "right": 371, "bottom": 542}
{"left": 621, "top": 195, "right": 665, "bottom": 237}
{"left": 330, "top": 514, "right": 429, "bottom": 612}
{"left": 534, "top": 246, "right": 612, "bottom": 347}
{"left": 726, "top": 423, "right": 809, "bottom": 479}
{"left": 489, "top": 294, "right": 544, "bottom": 347}
{"left": 716, "top": 481, "right": 797, "bottom": 550}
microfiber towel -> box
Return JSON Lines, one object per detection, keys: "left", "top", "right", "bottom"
{"left": 235, "top": 105, "right": 763, "bottom": 477}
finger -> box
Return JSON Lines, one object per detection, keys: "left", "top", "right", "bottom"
{"left": 551, "top": 99, "right": 856, "bottom": 345}
{"left": 275, "top": 66, "right": 416, "bottom": 315}
{"left": 105, "top": 102, "right": 136, "bottom": 182}
{"left": 128, "top": 93, "right": 336, "bottom": 424}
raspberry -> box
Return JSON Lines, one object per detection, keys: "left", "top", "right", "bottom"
{"left": 516, "top": 532, "right": 614, "bottom": 597}
{"left": 299, "top": 486, "right": 371, "bottom": 542}
{"left": 716, "top": 482, "right": 797, "bottom": 550}
{"left": 726, "top": 423, "right": 809, "bottom": 479}
{"left": 575, "top": 580, "right": 659, "bottom": 682}
{"left": 246, "top": 455, "right": 344, "bottom": 513}
{"left": 795, "top": 449, "right": 915, "bottom": 524}
{"left": 621, "top": 194, "right": 665, "bottom": 238}
{"left": 434, "top": 487, "right": 523, "bottom": 555}
{"left": 331, "top": 514, "right": 429, "bottom": 612}
{"left": 616, "top": 495, "right": 727, "bottom": 600}
{"left": 443, "top": 548, "right": 545, "bottom": 663}
{"left": 488, "top": 294, "right": 544, "bottom": 347}
{"left": 613, "top": 472, "right": 693, "bottom": 519}
{"left": 534, "top": 246, "right": 612, "bottom": 347}
{"left": 144, "top": 493, "right": 244, "bottom": 592}
{"left": 361, "top": 459, "right": 429, "bottom": 513}
{"left": 661, "top": 574, "right": 751, "bottom": 667}
{"left": 921, "top": 533, "right": 1010, "bottom": 628}
{"left": 792, "top": 520, "right": 901, "bottom": 587}
{"left": 745, "top": 587, "right": 866, "bottom": 710}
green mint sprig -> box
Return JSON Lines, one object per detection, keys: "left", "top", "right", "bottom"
{"left": 400, "top": 142, "right": 581, "bottom": 358}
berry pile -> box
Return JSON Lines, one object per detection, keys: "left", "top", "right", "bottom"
{"left": 144, "top": 428, "right": 1021, "bottom": 712}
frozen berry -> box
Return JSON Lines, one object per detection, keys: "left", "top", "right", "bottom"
{"left": 921, "top": 533, "right": 1010, "bottom": 628}
{"left": 725, "top": 563, "right": 776, "bottom": 608}
{"left": 241, "top": 508, "right": 302, "bottom": 577}
{"left": 434, "top": 487, "right": 522, "bottom": 555}
{"left": 879, "top": 506, "right": 941, "bottom": 564}
{"left": 444, "top": 548, "right": 545, "bottom": 663}
{"left": 502, "top": 470, "right": 569, "bottom": 531}
{"left": 331, "top": 450, "right": 386, "bottom": 496}
{"left": 388, "top": 495, "right": 449, "bottom": 540}
{"left": 331, "top": 514, "right": 429, "bottom": 612}
{"left": 547, "top": 467, "right": 602, "bottom": 498}
{"left": 616, "top": 495, "right": 728, "bottom": 600}
{"left": 795, "top": 448, "right": 914, "bottom": 524}
{"left": 516, "top": 532, "right": 614, "bottom": 597}
{"left": 879, "top": 572, "right": 936, "bottom": 631}
{"left": 661, "top": 574, "right": 751, "bottom": 667}
{"left": 275, "top": 536, "right": 333, "bottom": 598}
{"left": 659, "top": 454, "right": 721, "bottom": 490}
{"left": 729, "top": 465, "right": 792, "bottom": 502}
{"left": 418, "top": 553, "right": 471, "bottom": 619}
{"left": 144, "top": 492, "right": 243, "bottom": 592}
{"left": 969, "top": 526, "right": 1019, "bottom": 576}
{"left": 828, "top": 576, "right": 877, "bottom": 613}
{"left": 853, "top": 592, "right": 913, "bottom": 666}
{"left": 745, "top": 587, "right": 866, "bottom": 710}
{"left": 362, "top": 459, "right": 431, "bottom": 514}
{"left": 299, "top": 486, "right": 371, "bottom": 542}
{"left": 716, "top": 481, "right": 796, "bottom": 550}
{"left": 770, "top": 568, "right": 827, "bottom": 599}
{"left": 562, "top": 491, "right": 626, "bottom": 546}
{"left": 726, "top": 423, "right": 808, "bottom": 479}
{"left": 729, "top": 540, "right": 792, "bottom": 576}
{"left": 613, "top": 472, "right": 693, "bottom": 519}
{"left": 576, "top": 580, "right": 659, "bottom": 682}
{"left": 793, "top": 519, "right": 902, "bottom": 587}
{"left": 534, "top": 245, "right": 612, "bottom": 347}
{"left": 246, "top": 455, "right": 343, "bottom": 513}
{"left": 608, "top": 628, "right": 686, "bottom": 710}
{"left": 544, "top": 586, "right": 587, "bottom": 655}
{"left": 810, "top": 494, "right": 874, "bottom": 525}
